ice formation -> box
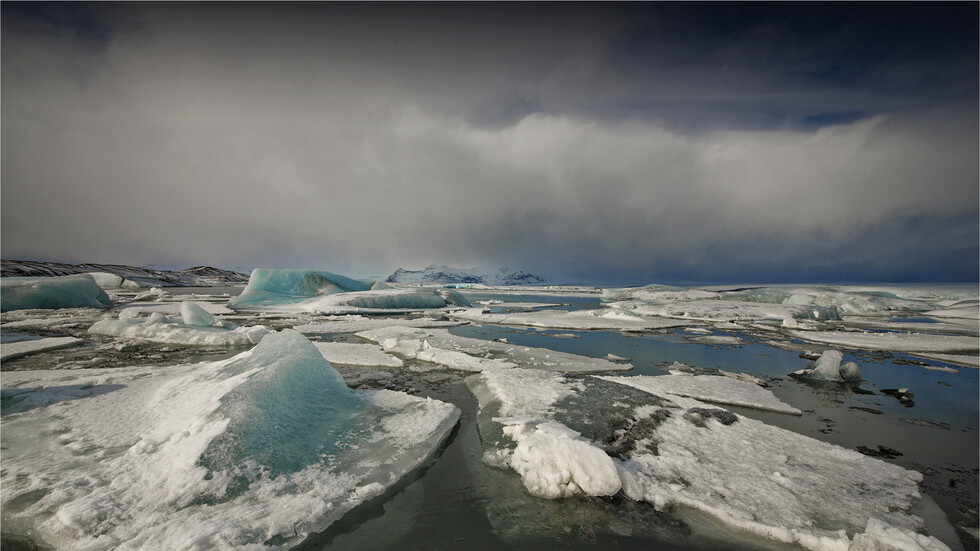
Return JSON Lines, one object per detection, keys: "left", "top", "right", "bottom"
{"left": 0, "top": 330, "right": 459, "bottom": 549}
{"left": 1, "top": 275, "right": 113, "bottom": 312}
{"left": 599, "top": 373, "right": 801, "bottom": 415}
{"left": 88, "top": 305, "right": 269, "bottom": 347}
{"left": 227, "top": 269, "right": 394, "bottom": 310}
{"left": 0, "top": 336, "right": 84, "bottom": 361}
{"left": 86, "top": 271, "right": 144, "bottom": 289}
{"left": 229, "top": 269, "right": 470, "bottom": 313}
{"left": 356, "top": 326, "right": 630, "bottom": 373}
{"left": 466, "top": 369, "right": 953, "bottom": 551}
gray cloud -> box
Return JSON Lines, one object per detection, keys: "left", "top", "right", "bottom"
{"left": 2, "top": 4, "right": 976, "bottom": 283}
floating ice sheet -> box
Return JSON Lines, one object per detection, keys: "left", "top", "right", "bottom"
{"left": 1, "top": 275, "right": 113, "bottom": 312}
{"left": 787, "top": 330, "right": 979, "bottom": 354}
{"left": 0, "top": 336, "right": 83, "bottom": 361}
{"left": 0, "top": 330, "right": 459, "bottom": 550}
{"left": 356, "top": 326, "right": 630, "bottom": 373}
{"left": 599, "top": 373, "right": 801, "bottom": 415}
{"left": 314, "top": 342, "right": 404, "bottom": 368}
{"left": 294, "top": 315, "right": 463, "bottom": 334}
{"left": 88, "top": 309, "right": 269, "bottom": 347}
{"left": 451, "top": 307, "right": 696, "bottom": 331}
{"left": 466, "top": 369, "right": 954, "bottom": 551}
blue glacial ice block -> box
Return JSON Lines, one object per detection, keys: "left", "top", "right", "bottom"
{"left": 199, "top": 329, "right": 368, "bottom": 495}
{"left": 228, "top": 268, "right": 374, "bottom": 309}
{"left": 0, "top": 274, "right": 113, "bottom": 312}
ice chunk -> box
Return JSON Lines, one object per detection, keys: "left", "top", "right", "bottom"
{"left": 180, "top": 301, "right": 216, "bottom": 326}
{"left": 466, "top": 369, "right": 952, "bottom": 551}
{"left": 1, "top": 275, "right": 112, "bottom": 312}
{"left": 0, "top": 330, "right": 459, "bottom": 549}
{"left": 599, "top": 374, "right": 801, "bottom": 415}
{"left": 88, "top": 310, "right": 267, "bottom": 347}
{"left": 850, "top": 518, "right": 951, "bottom": 551}
{"left": 791, "top": 350, "right": 862, "bottom": 382}
{"left": 314, "top": 342, "right": 404, "bottom": 368}
{"left": 86, "top": 272, "right": 144, "bottom": 289}
{"left": 228, "top": 268, "right": 374, "bottom": 309}
{"left": 0, "top": 336, "right": 84, "bottom": 361}
{"left": 118, "top": 307, "right": 141, "bottom": 320}
{"left": 356, "top": 326, "right": 630, "bottom": 373}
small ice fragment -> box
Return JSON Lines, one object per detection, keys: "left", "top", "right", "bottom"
{"left": 180, "top": 301, "right": 216, "bottom": 327}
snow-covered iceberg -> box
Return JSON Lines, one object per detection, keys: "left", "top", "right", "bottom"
{"left": 0, "top": 336, "right": 84, "bottom": 362}
{"left": 88, "top": 302, "right": 270, "bottom": 347}
{"left": 467, "top": 369, "right": 954, "bottom": 551}
{"left": 294, "top": 315, "right": 463, "bottom": 334}
{"left": 228, "top": 269, "right": 468, "bottom": 313}
{"left": 786, "top": 330, "right": 979, "bottom": 355}
{"left": 450, "top": 307, "right": 696, "bottom": 331}
{"left": 86, "top": 271, "right": 145, "bottom": 289}
{"left": 0, "top": 330, "right": 460, "bottom": 550}
{"left": 1, "top": 275, "right": 113, "bottom": 312}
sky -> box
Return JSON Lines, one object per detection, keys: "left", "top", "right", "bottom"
{"left": 2, "top": 2, "right": 978, "bottom": 285}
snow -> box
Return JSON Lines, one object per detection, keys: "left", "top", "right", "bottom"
{"left": 787, "top": 330, "right": 979, "bottom": 354}
{"left": 0, "top": 329, "right": 459, "bottom": 550}
{"left": 1, "top": 275, "right": 113, "bottom": 312}
{"left": 314, "top": 342, "right": 404, "bottom": 368}
{"left": 356, "top": 326, "right": 631, "bottom": 373}
{"left": 451, "top": 307, "right": 696, "bottom": 331}
{"left": 599, "top": 373, "right": 801, "bottom": 415}
{"left": 294, "top": 315, "right": 463, "bottom": 334}
{"left": 88, "top": 310, "right": 269, "bottom": 347}
{"left": 466, "top": 369, "right": 952, "bottom": 551}
{"left": 0, "top": 336, "right": 84, "bottom": 361}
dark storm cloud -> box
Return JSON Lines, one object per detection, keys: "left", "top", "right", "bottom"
{"left": 2, "top": 3, "right": 977, "bottom": 283}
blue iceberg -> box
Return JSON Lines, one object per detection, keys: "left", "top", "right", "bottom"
{"left": 228, "top": 269, "right": 375, "bottom": 309}
{"left": 0, "top": 274, "right": 112, "bottom": 312}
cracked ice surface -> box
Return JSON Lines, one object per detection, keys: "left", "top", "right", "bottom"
{"left": 0, "top": 330, "right": 459, "bottom": 550}
{"left": 466, "top": 368, "right": 952, "bottom": 551}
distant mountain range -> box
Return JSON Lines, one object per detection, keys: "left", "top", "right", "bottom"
{"left": 386, "top": 265, "right": 546, "bottom": 286}
{"left": 0, "top": 259, "right": 250, "bottom": 287}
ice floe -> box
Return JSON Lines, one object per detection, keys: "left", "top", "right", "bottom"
{"left": 0, "top": 336, "right": 84, "bottom": 362}
{"left": 467, "top": 369, "right": 954, "bottom": 551}
{"left": 1, "top": 275, "right": 113, "bottom": 312}
{"left": 787, "top": 330, "right": 979, "bottom": 354}
{"left": 294, "top": 315, "right": 463, "bottom": 334}
{"left": 0, "top": 330, "right": 459, "bottom": 550}
{"left": 599, "top": 373, "right": 801, "bottom": 415}
{"left": 356, "top": 326, "right": 630, "bottom": 373}
{"left": 451, "top": 307, "right": 696, "bottom": 331}
{"left": 314, "top": 342, "right": 404, "bottom": 368}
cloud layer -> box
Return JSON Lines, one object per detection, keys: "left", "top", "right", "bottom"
{"left": 3, "top": 4, "right": 977, "bottom": 283}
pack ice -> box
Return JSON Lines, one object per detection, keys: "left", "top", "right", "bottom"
{"left": 1, "top": 275, "right": 113, "bottom": 312}
{"left": 228, "top": 269, "right": 470, "bottom": 313}
{"left": 0, "top": 330, "right": 459, "bottom": 550}
{"left": 467, "top": 368, "right": 954, "bottom": 551}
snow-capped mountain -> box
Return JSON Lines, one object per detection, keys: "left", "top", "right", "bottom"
{"left": 385, "top": 265, "right": 546, "bottom": 286}
{"left": 0, "top": 259, "right": 250, "bottom": 287}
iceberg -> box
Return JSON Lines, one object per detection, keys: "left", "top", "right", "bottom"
{"left": 0, "top": 330, "right": 459, "bottom": 549}
{"left": 787, "top": 330, "right": 980, "bottom": 355}
{"left": 466, "top": 369, "right": 954, "bottom": 551}
{"left": 294, "top": 315, "right": 463, "bottom": 335}
{"left": 314, "top": 342, "right": 404, "bottom": 368}
{"left": 1, "top": 275, "right": 112, "bottom": 312}
{"left": 88, "top": 304, "right": 270, "bottom": 347}
{"left": 228, "top": 269, "right": 470, "bottom": 313}
{"left": 599, "top": 373, "right": 802, "bottom": 415}
{"left": 450, "top": 307, "right": 696, "bottom": 331}
{"left": 86, "top": 272, "right": 145, "bottom": 289}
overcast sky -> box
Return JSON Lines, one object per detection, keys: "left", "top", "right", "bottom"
{"left": 2, "top": 3, "right": 977, "bottom": 284}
